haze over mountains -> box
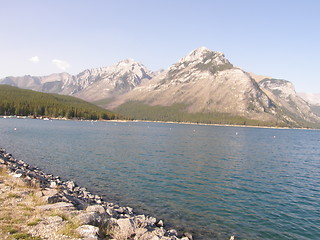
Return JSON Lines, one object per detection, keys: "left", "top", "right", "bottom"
{"left": 1, "top": 47, "right": 319, "bottom": 127}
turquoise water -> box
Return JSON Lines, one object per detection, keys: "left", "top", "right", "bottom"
{"left": 0, "top": 118, "right": 319, "bottom": 239}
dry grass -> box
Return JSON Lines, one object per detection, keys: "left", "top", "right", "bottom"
{"left": 0, "top": 165, "right": 81, "bottom": 240}
{"left": 58, "top": 221, "right": 82, "bottom": 238}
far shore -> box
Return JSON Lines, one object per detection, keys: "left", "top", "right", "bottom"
{"left": 1, "top": 115, "right": 318, "bottom": 131}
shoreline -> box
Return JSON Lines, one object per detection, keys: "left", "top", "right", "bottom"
{"left": 1, "top": 115, "right": 318, "bottom": 131}
{"left": 0, "top": 148, "right": 201, "bottom": 240}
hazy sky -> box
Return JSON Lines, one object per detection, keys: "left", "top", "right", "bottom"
{"left": 1, "top": 0, "right": 319, "bottom": 92}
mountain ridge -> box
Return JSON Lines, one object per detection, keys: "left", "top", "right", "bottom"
{"left": 1, "top": 47, "right": 319, "bottom": 128}
{"left": 105, "top": 47, "right": 319, "bottom": 127}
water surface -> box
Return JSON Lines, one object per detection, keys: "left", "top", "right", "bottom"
{"left": 0, "top": 118, "right": 319, "bottom": 239}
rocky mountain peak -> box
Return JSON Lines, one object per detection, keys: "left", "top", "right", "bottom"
{"left": 167, "top": 47, "right": 233, "bottom": 79}
{"left": 117, "top": 58, "right": 136, "bottom": 65}
{"left": 177, "top": 47, "right": 230, "bottom": 66}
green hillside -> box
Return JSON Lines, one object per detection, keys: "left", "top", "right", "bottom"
{"left": 0, "top": 85, "right": 117, "bottom": 120}
{"left": 115, "top": 101, "right": 286, "bottom": 127}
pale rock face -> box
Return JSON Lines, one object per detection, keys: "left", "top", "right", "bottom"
{"left": 259, "top": 79, "right": 296, "bottom": 100}
{"left": 259, "top": 78, "right": 320, "bottom": 122}
{"left": 74, "top": 59, "right": 153, "bottom": 101}
{"left": 298, "top": 92, "right": 320, "bottom": 105}
{"left": 175, "top": 46, "right": 230, "bottom": 67}
{"left": 0, "top": 59, "right": 153, "bottom": 101}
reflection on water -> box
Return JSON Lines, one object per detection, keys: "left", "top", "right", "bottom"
{"left": 0, "top": 119, "right": 319, "bottom": 239}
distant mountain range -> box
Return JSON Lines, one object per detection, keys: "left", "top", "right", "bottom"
{"left": 1, "top": 47, "right": 319, "bottom": 128}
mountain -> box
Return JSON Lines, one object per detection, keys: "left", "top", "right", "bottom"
{"left": 298, "top": 92, "right": 320, "bottom": 105}
{"left": 0, "top": 85, "right": 116, "bottom": 120}
{"left": 0, "top": 59, "right": 153, "bottom": 101}
{"left": 74, "top": 59, "right": 153, "bottom": 102}
{"left": 0, "top": 73, "right": 77, "bottom": 95}
{"left": 298, "top": 92, "right": 320, "bottom": 117}
{"left": 1, "top": 47, "right": 319, "bottom": 127}
{"left": 107, "top": 47, "right": 320, "bottom": 127}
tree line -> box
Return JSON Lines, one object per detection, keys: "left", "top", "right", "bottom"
{"left": 0, "top": 85, "right": 117, "bottom": 120}
{"left": 115, "top": 101, "right": 283, "bottom": 127}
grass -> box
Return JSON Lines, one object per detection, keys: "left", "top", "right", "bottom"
{"left": 50, "top": 209, "right": 82, "bottom": 238}
{"left": 49, "top": 210, "right": 68, "bottom": 221}
{"left": 4, "top": 226, "right": 19, "bottom": 234}
{"left": 10, "top": 232, "right": 42, "bottom": 240}
{"left": 27, "top": 218, "right": 42, "bottom": 226}
{"left": 58, "top": 221, "right": 82, "bottom": 238}
{"left": 7, "top": 192, "right": 21, "bottom": 198}
{"left": 0, "top": 165, "right": 80, "bottom": 240}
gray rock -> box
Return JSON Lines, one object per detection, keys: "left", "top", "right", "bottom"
{"left": 63, "top": 194, "right": 85, "bottom": 209}
{"left": 115, "top": 207, "right": 124, "bottom": 214}
{"left": 133, "top": 215, "right": 147, "bottom": 228}
{"left": 105, "top": 207, "right": 114, "bottom": 216}
{"left": 86, "top": 205, "right": 106, "bottom": 215}
{"left": 146, "top": 216, "right": 157, "bottom": 226}
{"left": 40, "top": 188, "right": 63, "bottom": 204}
{"left": 66, "top": 180, "right": 76, "bottom": 190}
{"left": 76, "top": 211, "right": 102, "bottom": 226}
{"left": 156, "top": 219, "right": 164, "bottom": 227}
{"left": 42, "top": 188, "right": 59, "bottom": 197}
{"left": 125, "top": 206, "right": 133, "bottom": 214}
{"left": 47, "top": 195, "right": 64, "bottom": 204}
{"left": 12, "top": 173, "right": 22, "bottom": 178}
{"left": 165, "top": 229, "right": 178, "bottom": 237}
{"left": 107, "top": 217, "right": 135, "bottom": 239}
{"left": 76, "top": 225, "right": 99, "bottom": 239}
{"left": 36, "top": 202, "right": 75, "bottom": 211}
{"left": 184, "top": 232, "right": 193, "bottom": 240}
{"left": 15, "top": 169, "right": 25, "bottom": 175}
{"left": 183, "top": 232, "right": 193, "bottom": 240}
{"left": 50, "top": 181, "right": 57, "bottom": 188}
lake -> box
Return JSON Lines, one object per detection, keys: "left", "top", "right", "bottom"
{"left": 0, "top": 118, "right": 319, "bottom": 239}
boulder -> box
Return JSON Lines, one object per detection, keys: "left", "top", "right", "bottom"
{"left": 156, "top": 220, "right": 164, "bottom": 227}
{"left": 76, "top": 211, "right": 102, "bottom": 226}
{"left": 76, "top": 225, "right": 100, "bottom": 239}
{"left": 107, "top": 217, "right": 135, "bottom": 239}
{"left": 86, "top": 205, "right": 106, "bottom": 215}
{"left": 66, "top": 180, "right": 76, "bottom": 191}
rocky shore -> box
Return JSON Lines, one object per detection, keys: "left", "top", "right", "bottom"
{"left": 0, "top": 148, "right": 195, "bottom": 240}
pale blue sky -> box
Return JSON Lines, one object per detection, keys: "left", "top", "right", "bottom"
{"left": 1, "top": 0, "right": 319, "bottom": 92}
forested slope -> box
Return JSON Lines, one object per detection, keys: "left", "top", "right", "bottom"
{"left": 0, "top": 85, "right": 117, "bottom": 120}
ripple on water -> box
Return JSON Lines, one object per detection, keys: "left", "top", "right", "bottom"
{"left": 0, "top": 119, "right": 319, "bottom": 239}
